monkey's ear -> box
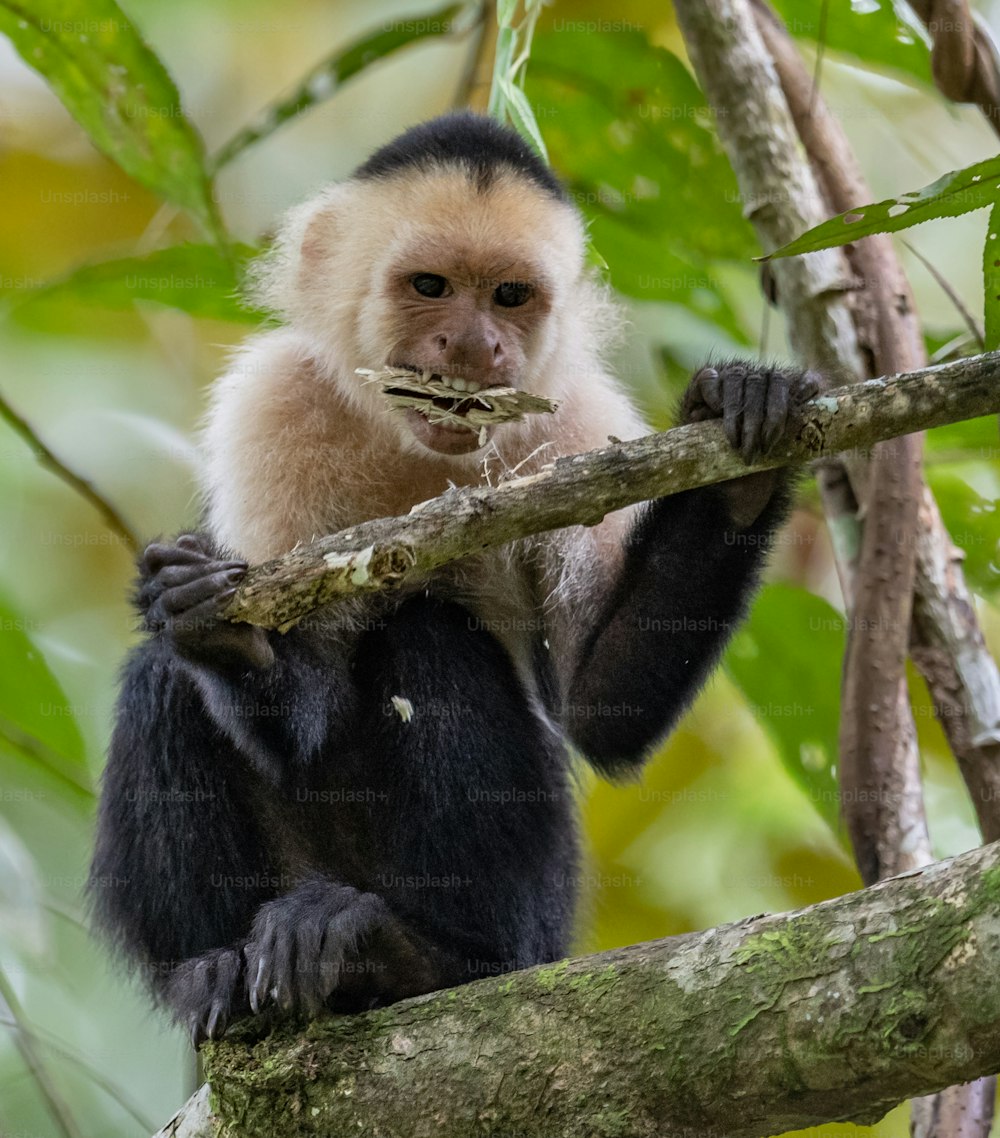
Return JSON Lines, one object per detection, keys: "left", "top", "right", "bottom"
{"left": 247, "top": 185, "right": 350, "bottom": 319}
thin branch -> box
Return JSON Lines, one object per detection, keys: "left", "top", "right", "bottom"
{"left": 0, "top": 390, "right": 138, "bottom": 552}
{"left": 223, "top": 356, "right": 1000, "bottom": 630}
{"left": 0, "top": 966, "right": 83, "bottom": 1138}
{"left": 753, "top": 0, "right": 930, "bottom": 885}
{"left": 0, "top": 716, "right": 93, "bottom": 801}
{"left": 0, "top": 1014, "right": 157, "bottom": 1133}
{"left": 903, "top": 240, "right": 985, "bottom": 350}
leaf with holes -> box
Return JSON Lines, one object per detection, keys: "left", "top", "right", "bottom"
{"left": 764, "top": 155, "right": 1000, "bottom": 260}
{"left": 0, "top": 0, "right": 221, "bottom": 239}
{"left": 769, "top": 0, "right": 932, "bottom": 88}
{"left": 984, "top": 202, "right": 1000, "bottom": 351}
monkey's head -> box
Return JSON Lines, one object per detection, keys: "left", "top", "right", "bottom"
{"left": 254, "top": 114, "right": 605, "bottom": 460}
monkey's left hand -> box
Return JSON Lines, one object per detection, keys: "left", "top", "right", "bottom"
{"left": 680, "top": 362, "right": 819, "bottom": 526}
{"left": 680, "top": 361, "right": 819, "bottom": 464}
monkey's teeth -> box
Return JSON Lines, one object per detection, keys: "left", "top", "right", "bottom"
{"left": 436, "top": 376, "right": 482, "bottom": 394}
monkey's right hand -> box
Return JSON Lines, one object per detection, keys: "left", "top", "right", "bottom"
{"left": 137, "top": 534, "right": 275, "bottom": 670}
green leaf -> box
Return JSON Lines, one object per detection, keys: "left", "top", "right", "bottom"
{"left": 499, "top": 78, "right": 549, "bottom": 160}
{"left": 0, "top": 0, "right": 221, "bottom": 238}
{"left": 769, "top": 0, "right": 933, "bottom": 87}
{"left": 6, "top": 244, "right": 262, "bottom": 323}
{"left": 0, "top": 595, "right": 91, "bottom": 799}
{"left": 526, "top": 28, "right": 757, "bottom": 280}
{"left": 984, "top": 202, "right": 1000, "bottom": 351}
{"left": 766, "top": 156, "right": 1000, "bottom": 260}
{"left": 213, "top": 2, "right": 468, "bottom": 168}
{"left": 725, "top": 584, "right": 844, "bottom": 836}
{"left": 497, "top": 0, "right": 518, "bottom": 27}
{"left": 925, "top": 411, "right": 1000, "bottom": 459}
{"left": 926, "top": 466, "right": 1000, "bottom": 598}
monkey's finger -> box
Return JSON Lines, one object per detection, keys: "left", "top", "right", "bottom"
{"left": 794, "top": 371, "right": 821, "bottom": 406}
{"left": 205, "top": 997, "right": 228, "bottom": 1041}
{"left": 160, "top": 568, "right": 246, "bottom": 615}
{"left": 740, "top": 372, "right": 769, "bottom": 464}
{"left": 153, "top": 560, "right": 246, "bottom": 590}
{"left": 692, "top": 366, "right": 723, "bottom": 414}
{"left": 761, "top": 379, "right": 790, "bottom": 454}
{"left": 270, "top": 932, "right": 296, "bottom": 1011}
{"left": 142, "top": 542, "right": 212, "bottom": 573}
{"left": 176, "top": 534, "right": 210, "bottom": 554}
{"left": 314, "top": 919, "right": 354, "bottom": 1005}
{"left": 722, "top": 368, "right": 746, "bottom": 453}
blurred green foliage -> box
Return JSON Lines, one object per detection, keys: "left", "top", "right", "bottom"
{"left": 0, "top": 1, "right": 997, "bottom": 1136}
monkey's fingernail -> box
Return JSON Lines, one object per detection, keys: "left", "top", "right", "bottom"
{"left": 226, "top": 568, "right": 245, "bottom": 584}
{"left": 249, "top": 958, "right": 266, "bottom": 1013}
{"left": 218, "top": 588, "right": 237, "bottom": 604}
{"left": 206, "top": 1000, "right": 225, "bottom": 1039}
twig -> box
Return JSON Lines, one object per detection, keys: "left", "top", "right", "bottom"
{"left": 223, "top": 356, "right": 1000, "bottom": 630}
{"left": 0, "top": 967, "right": 83, "bottom": 1138}
{"left": 0, "top": 716, "right": 93, "bottom": 801}
{"left": 0, "top": 390, "right": 138, "bottom": 552}
{"left": 0, "top": 1014, "right": 157, "bottom": 1133}
{"left": 904, "top": 240, "right": 985, "bottom": 350}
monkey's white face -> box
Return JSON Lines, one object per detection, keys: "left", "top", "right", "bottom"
{"left": 263, "top": 167, "right": 586, "bottom": 461}
{"left": 383, "top": 257, "right": 552, "bottom": 456}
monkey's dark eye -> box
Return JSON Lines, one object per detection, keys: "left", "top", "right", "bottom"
{"left": 493, "top": 281, "right": 532, "bottom": 308}
{"left": 411, "top": 274, "right": 448, "bottom": 298}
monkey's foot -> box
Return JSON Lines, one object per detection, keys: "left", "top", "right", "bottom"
{"left": 163, "top": 945, "right": 246, "bottom": 1048}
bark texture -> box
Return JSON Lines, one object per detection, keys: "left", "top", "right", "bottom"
{"left": 156, "top": 842, "right": 1000, "bottom": 1138}
{"left": 223, "top": 355, "right": 1000, "bottom": 630}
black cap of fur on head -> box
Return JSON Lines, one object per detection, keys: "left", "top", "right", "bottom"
{"left": 353, "top": 112, "right": 567, "bottom": 200}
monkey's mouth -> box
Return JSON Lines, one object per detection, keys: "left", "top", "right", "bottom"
{"left": 387, "top": 366, "right": 501, "bottom": 456}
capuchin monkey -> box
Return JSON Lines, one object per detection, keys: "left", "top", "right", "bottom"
{"left": 89, "top": 113, "right": 816, "bottom": 1046}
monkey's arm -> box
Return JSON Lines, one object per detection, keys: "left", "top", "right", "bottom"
{"left": 88, "top": 635, "right": 280, "bottom": 1041}
{"left": 559, "top": 362, "right": 815, "bottom": 774}
{"left": 93, "top": 565, "right": 456, "bottom": 1044}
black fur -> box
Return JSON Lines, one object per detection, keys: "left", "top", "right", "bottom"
{"left": 89, "top": 346, "right": 812, "bottom": 1044}
{"left": 566, "top": 478, "right": 793, "bottom": 774}
{"left": 353, "top": 111, "right": 566, "bottom": 200}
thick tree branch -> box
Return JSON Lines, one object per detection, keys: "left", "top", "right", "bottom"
{"left": 157, "top": 840, "right": 1000, "bottom": 1138}
{"left": 663, "top": 8, "right": 1000, "bottom": 1130}
{"left": 753, "top": 0, "right": 930, "bottom": 892}
{"left": 221, "top": 356, "right": 1000, "bottom": 630}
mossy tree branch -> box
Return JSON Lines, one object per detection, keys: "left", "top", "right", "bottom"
{"left": 156, "top": 840, "right": 1000, "bottom": 1138}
